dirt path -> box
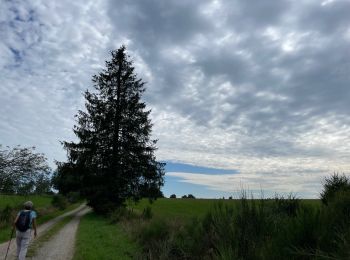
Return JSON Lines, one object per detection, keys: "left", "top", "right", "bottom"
{"left": 29, "top": 206, "right": 91, "bottom": 260}
{"left": 0, "top": 204, "right": 88, "bottom": 260}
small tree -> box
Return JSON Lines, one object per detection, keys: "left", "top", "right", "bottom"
{"left": 34, "top": 175, "right": 52, "bottom": 194}
{"left": 0, "top": 145, "right": 51, "bottom": 194}
{"left": 60, "top": 46, "right": 165, "bottom": 213}
{"left": 52, "top": 162, "right": 82, "bottom": 195}
{"left": 187, "top": 194, "right": 196, "bottom": 199}
{"left": 321, "top": 173, "right": 350, "bottom": 205}
{"left": 170, "top": 194, "right": 176, "bottom": 199}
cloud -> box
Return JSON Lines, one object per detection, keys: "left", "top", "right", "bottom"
{"left": 167, "top": 170, "right": 324, "bottom": 198}
{"left": 0, "top": 0, "right": 113, "bottom": 163}
{"left": 1, "top": 0, "right": 350, "bottom": 197}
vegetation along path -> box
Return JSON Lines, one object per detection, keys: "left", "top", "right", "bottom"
{"left": 0, "top": 203, "right": 89, "bottom": 260}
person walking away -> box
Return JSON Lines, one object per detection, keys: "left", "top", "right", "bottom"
{"left": 13, "top": 201, "right": 37, "bottom": 260}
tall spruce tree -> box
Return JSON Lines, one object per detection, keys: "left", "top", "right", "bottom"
{"left": 61, "top": 46, "right": 165, "bottom": 213}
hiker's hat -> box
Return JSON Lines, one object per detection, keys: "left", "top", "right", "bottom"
{"left": 24, "top": 201, "right": 33, "bottom": 209}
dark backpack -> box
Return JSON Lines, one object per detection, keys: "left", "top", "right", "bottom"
{"left": 15, "top": 211, "right": 31, "bottom": 232}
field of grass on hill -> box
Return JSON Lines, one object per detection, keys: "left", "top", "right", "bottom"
{"left": 74, "top": 198, "right": 322, "bottom": 259}
{"left": 74, "top": 198, "right": 224, "bottom": 260}
{"left": 0, "top": 194, "right": 53, "bottom": 210}
{"left": 75, "top": 196, "right": 350, "bottom": 260}
{"left": 133, "top": 197, "right": 321, "bottom": 220}
{"left": 133, "top": 198, "right": 221, "bottom": 219}
{"left": 73, "top": 212, "right": 140, "bottom": 260}
{"left": 0, "top": 194, "right": 82, "bottom": 243}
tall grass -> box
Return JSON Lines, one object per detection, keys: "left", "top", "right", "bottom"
{"left": 130, "top": 192, "right": 349, "bottom": 259}
{"left": 72, "top": 174, "right": 349, "bottom": 259}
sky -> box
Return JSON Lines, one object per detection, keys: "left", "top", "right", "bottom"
{"left": 1, "top": 0, "right": 350, "bottom": 198}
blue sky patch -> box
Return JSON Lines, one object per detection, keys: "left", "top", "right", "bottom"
{"left": 161, "top": 161, "right": 238, "bottom": 198}
{"left": 164, "top": 161, "right": 238, "bottom": 175}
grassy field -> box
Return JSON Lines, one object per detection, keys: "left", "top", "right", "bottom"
{"left": 133, "top": 198, "right": 219, "bottom": 219}
{"left": 74, "top": 198, "right": 324, "bottom": 259}
{"left": 1, "top": 195, "right": 327, "bottom": 259}
{"left": 73, "top": 212, "right": 140, "bottom": 260}
{"left": 128, "top": 197, "right": 350, "bottom": 259}
{"left": 0, "top": 194, "right": 53, "bottom": 210}
{"left": 0, "top": 194, "right": 82, "bottom": 243}
{"left": 133, "top": 198, "right": 321, "bottom": 219}
{"left": 73, "top": 198, "right": 226, "bottom": 259}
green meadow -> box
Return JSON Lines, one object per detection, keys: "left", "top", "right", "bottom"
{"left": 133, "top": 198, "right": 321, "bottom": 219}
{"left": 133, "top": 198, "right": 225, "bottom": 219}
{"left": 73, "top": 212, "right": 140, "bottom": 260}
{"left": 0, "top": 194, "right": 81, "bottom": 243}
{"left": 0, "top": 179, "right": 346, "bottom": 259}
{"left": 0, "top": 194, "right": 53, "bottom": 210}
{"left": 74, "top": 194, "right": 350, "bottom": 259}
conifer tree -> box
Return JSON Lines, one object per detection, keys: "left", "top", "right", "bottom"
{"left": 61, "top": 46, "right": 165, "bottom": 213}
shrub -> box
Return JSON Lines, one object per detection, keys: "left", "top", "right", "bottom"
{"left": 280, "top": 205, "right": 320, "bottom": 257}
{"left": 173, "top": 217, "right": 213, "bottom": 259}
{"left": 142, "top": 206, "right": 153, "bottom": 220}
{"left": 66, "top": 191, "right": 80, "bottom": 203}
{"left": 51, "top": 194, "right": 68, "bottom": 210}
{"left": 181, "top": 194, "right": 196, "bottom": 199}
{"left": 0, "top": 205, "right": 14, "bottom": 228}
{"left": 109, "top": 206, "right": 137, "bottom": 223}
{"left": 272, "top": 194, "right": 300, "bottom": 217}
{"left": 109, "top": 207, "right": 127, "bottom": 223}
{"left": 138, "top": 218, "right": 171, "bottom": 257}
{"left": 321, "top": 173, "right": 350, "bottom": 205}
{"left": 197, "top": 196, "right": 272, "bottom": 259}
{"left": 317, "top": 189, "right": 350, "bottom": 255}
{"left": 170, "top": 194, "right": 176, "bottom": 199}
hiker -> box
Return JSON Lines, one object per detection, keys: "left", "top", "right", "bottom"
{"left": 13, "top": 201, "right": 37, "bottom": 260}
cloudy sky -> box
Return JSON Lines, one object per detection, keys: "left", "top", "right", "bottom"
{"left": 1, "top": 0, "right": 350, "bottom": 198}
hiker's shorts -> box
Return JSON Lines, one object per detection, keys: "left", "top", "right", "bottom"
{"left": 16, "top": 229, "right": 31, "bottom": 260}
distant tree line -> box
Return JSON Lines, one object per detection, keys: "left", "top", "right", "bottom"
{"left": 0, "top": 145, "right": 51, "bottom": 194}
{"left": 169, "top": 194, "right": 196, "bottom": 199}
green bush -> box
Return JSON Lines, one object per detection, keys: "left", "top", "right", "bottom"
{"left": 0, "top": 205, "right": 13, "bottom": 223}
{"left": 135, "top": 218, "right": 174, "bottom": 258}
{"left": 142, "top": 206, "right": 153, "bottom": 220}
{"left": 139, "top": 218, "right": 170, "bottom": 245}
{"left": 317, "top": 189, "right": 350, "bottom": 257}
{"left": 187, "top": 194, "right": 195, "bottom": 199}
{"left": 66, "top": 192, "right": 80, "bottom": 203}
{"left": 0, "top": 205, "right": 14, "bottom": 228}
{"left": 173, "top": 216, "right": 214, "bottom": 259}
{"left": 320, "top": 173, "right": 350, "bottom": 205}
{"left": 272, "top": 194, "right": 300, "bottom": 217}
{"left": 51, "top": 194, "right": 68, "bottom": 210}
{"left": 206, "top": 198, "right": 272, "bottom": 259}
{"left": 108, "top": 207, "right": 137, "bottom": 223}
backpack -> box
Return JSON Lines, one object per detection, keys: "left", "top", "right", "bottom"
{"left": 15, "top": 211, "right": 31, "bottom": 232}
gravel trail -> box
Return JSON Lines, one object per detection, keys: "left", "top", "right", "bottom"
{"left": 0, "top": 204, "right": 88, "bottom": 260}
{"left": 29, "top": 206, "right": 91, "bottom": 260}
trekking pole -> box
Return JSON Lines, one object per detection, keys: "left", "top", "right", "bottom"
{"left": 4, "top": 227, "right": 15, "bottom": 260}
